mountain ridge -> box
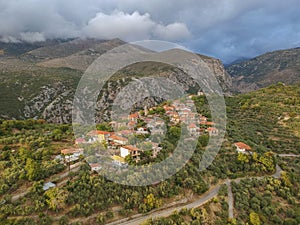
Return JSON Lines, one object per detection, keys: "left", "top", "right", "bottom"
{"left": 226, "top": 47, "right": 300, "bottom": 93}
{"left": 0, "top": 38, "right": 232, "bottom": 123}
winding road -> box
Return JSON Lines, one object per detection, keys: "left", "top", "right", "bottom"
{"left": 9, "top": 154, "right": 297, "bottom": 224}
{"left": 107, "top": 163, "right": 285, "bottom": 225}
{"left": 106, "top": 185, "right": 221, "bottom": 225}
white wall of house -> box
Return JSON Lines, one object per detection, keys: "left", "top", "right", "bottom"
{"left": 120, "top": 147, "right": 130, "bottom": 158}
{"left": 236, "top": 146, "right": 246, "bottom": 154}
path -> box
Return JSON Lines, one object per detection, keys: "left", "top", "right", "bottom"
{"left": 8, "top": 159, "right": 289, "bottom": 222}
{"left": 226, "top": 180, "right": 234, "bottom": 219}
{"left": 11, "top": 162, "right": 82, "bottom": 201}
{"left": 278, "top": 154, "right": 300, "bottom": 157}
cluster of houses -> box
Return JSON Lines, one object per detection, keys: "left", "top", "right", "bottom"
{"left": 163, "top": 98, "right": 219, "bottom": 137}
{"left": 58, "top": 94, "right": 254, "bottom": 173}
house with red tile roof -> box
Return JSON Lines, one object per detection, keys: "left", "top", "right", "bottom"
{"left": 87, "top": 130, "right": 112, "bottom": 143}
{"left": 207, "top": 127, "right": 219, "bottom": 136}
{"left": 61, "top": 148, "right": 84, "bottom": 162}
{"left": 234, "top": 142, "right": 252, "bottom": 154}
{"left": 109, "top": 135, "right": 128, "bottom": 146}
{"left": 75, "top": 138, "right": 86, "bottom": 145}
{"left": 188, "top": 123, "right": 199, "bottom": 136}
{"left": 127, "top": 121, "right": 136, "bottom": 130}
{"left": 163, "top": 105, "right": 175, "bottom": 112}
{"left": 89, "top": 163, "right": 102, "bottom": 172}
{"left": 128, "top": 113, "right": 139, "bottom": 122}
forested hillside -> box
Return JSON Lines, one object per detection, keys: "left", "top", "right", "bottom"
{"left": 0, "top": 84, "right": 298, "bottom": 224}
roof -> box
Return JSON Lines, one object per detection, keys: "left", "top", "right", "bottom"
{"left": 117, "top": 130, "right": 132, "bottom": 136}
{"left": 61, "top": 148, "right": 83, "bottom": 155}
{"left": 112, "top": 155, "right": 125, "bottom": 163}
{"left": 182, "top": 109, "right": 192, "bottom": 113}
{"left": 122, "top": 145, "right": 139, "bottom": 152}
{"left": 207, "top": 127, "right": 218, "bottom": 131}
{"left": 128, "top": 121, "right": 136, "bottom": 126}
{"left": 75, "top": 138, "right": 86, "bottom": 143}
{"left": 95, "top": 130, "right": 111, "bottom": 135}
{"left": 129, "top": 113, "right": 139, "bottom": 118}
{"left": 43, "top": 182, "right": 56, "bottom": 191}
{"left": 163, "top": 105, "right": 175, "bottom": 111}
{"left": 110, "top": 135, "right": 128, "bottom": 142}
{"left": 188, "top": 123, "right": 198, "bottom": 129}
{"left": 234, "top": 142, "right": 252, "bottom": 150}
{"left": 89, "top": 163, "right": 101, "bottom": 168}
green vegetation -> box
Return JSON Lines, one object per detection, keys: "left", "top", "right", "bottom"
{"left": 226, "top": 83, "right": 300, "bottom": 154}
{"left": 0, "top": 67, "right": 81, "bottom": 119}
{"left": 143, "top": 186, "right": 229, "bottom": 225}
{"left": 0, "top": 84, "right": 298, "bottom": 224}
{"left": 227, "top": 48, "right": 300, "bottom": 92}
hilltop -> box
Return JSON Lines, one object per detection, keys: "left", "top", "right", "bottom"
{"left": 0, "top": 38, "right": 232, "bottom": 123}
{"left": 226, "top": 47, "right": 300, "bottom": 93}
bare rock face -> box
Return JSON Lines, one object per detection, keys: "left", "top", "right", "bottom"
{"left": 0, "top": 38, "right": 232, "bottom": 123}
{"left": 201, "top": 56, "right": 232, "bottom": 93}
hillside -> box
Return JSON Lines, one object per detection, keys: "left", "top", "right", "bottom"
{"left": 225, "top": 83, "right": 300, "bottom": 154}
{"left": 0, "top": 39, "right": 232, "bottom": 123}
{"left": 226, "top": 47, "right": 300, "bottom": 93}
{"left": 0, "top": 84, "right": 298, "bottom": 225}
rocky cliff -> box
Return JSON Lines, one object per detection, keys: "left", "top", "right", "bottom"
{"left": 0, "top": 38, "right": 232, "bottom": 123}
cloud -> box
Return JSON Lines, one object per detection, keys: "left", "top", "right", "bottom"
{"left": 83, "top": 11, "right": 191, "bottom": 41}
{"left": 0, "top": 36, "right": 20, "bottom": 43}
{"left": 0, "top": 0, "right": 299, "bottom": 62}
{"left": 154, "top": 23, "right": 191, "bottom": 41}
{"left": 20, "top": 32, "right": 46, "bottom": 43}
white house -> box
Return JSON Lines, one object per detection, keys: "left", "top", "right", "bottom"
{"left": 136, "top": 127, "right": 149, "bottom": 135}
{"left": 89, "top": 163, "right": 102, "bottom": 172}
{"left": 61, "top": 148, "right": 84, "bottom": 162}
{"left": 109, "top": 135, "right": 128, "bottom": 146}
{"left": 234, "top": 142, "right": 252, "bottom": 154}
{"left": 120, "top": 145, "right": 140, "bottom": 161}
{"left": 207, "top": 127, "right": 219, "bottom": 136}
{"left": 188, "top": 123, "right": 199, "bottom": 136}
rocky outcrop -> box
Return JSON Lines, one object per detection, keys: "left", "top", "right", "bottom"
{"left": 0, "top": 38, "right": 232, "bottom": 123}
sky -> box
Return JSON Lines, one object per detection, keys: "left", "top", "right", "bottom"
{"left": 0, "top": 0, "right": 299, "bottom": 63}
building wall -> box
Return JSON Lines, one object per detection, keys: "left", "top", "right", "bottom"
{"left": 120, "top": 147, "right": 129, "bottom": 158}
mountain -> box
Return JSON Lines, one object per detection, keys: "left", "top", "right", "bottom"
{"left": 0, "top": 38, "right": 232, "bottom": 123}
{"left": 225, "top": 56, "right": 251, "bottom": 67}
{"left": 226, "top": 48, "right": 300, "bottom": 93}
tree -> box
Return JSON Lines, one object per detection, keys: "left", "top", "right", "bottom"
{"left": 45, "top": 188, "right": 68, "bottom": 212}
{"left": 143, "top": 194, "right": 162, "bottom": 212}
{"left": 25, "top": 158, "right": 42, "bottom": 181}
{"left": 51, "top": 129, "right": 63, "bottom": 141}
{"left": 249, "top": 212, "right": 261, "bottom": 225}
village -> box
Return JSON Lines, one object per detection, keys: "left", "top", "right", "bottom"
{"left": 59, "top": 93, "right": 253, "bottom": 173}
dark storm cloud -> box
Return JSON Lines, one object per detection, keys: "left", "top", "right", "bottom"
{"left": 0, "top": 0, "right": 299, "bottom": 62}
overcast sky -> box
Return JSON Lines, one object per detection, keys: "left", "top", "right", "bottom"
{"left": 0, "top": 0, "right": 299, "bottom": 63}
